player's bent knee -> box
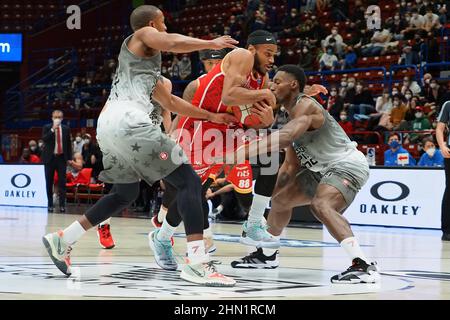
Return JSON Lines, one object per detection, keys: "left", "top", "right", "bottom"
{"left": 310, "top": 199, "right": 329, "bottom": 221}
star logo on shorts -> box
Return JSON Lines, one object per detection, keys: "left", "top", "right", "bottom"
{"left": 143, "top": 161, "right": 151, "bottom": 168}
{"left": 111, "top": 156, "right": 118, "bottom": 164}
{"left": 118, "top": 163, "right": 125, "bottom": 170}
{"left": 159, "top": 152, "right": 169, "bottom": 161}
{"left": 157, "top": 166, "right": 166, "bottom": 176}
{"left": 149, "top": 150, "right": 159, "bottom": 160}
{"left": 131, "top": 143, "right": 142, "bottom": 152}
{"left": 125, "top": 129, "right": 133, "bottom": 137}
{"left": 133, "top": 158, "right": 139, "bottom": 164}
{"left": 117, "top": 173, "right": 126, "bottom": 180}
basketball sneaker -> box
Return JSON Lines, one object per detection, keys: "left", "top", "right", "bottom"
{"left": 331, "top": 258, "right": 380, "bottom": 284}
{"left": 148, "top": 230, "right": 178, "bottom": 270}
{"left": 240, "top": 221, "right": 280, "bottom": 248}
{"left": 231, "top": 248, "right": 279, "bottom": 269}
{"left": 180, "top": 260, "right": 236, "bottom": 287}
{"left": 42, "top": 231, "right": 73, "bottom": 276}
{"left": 97, "top": 224, "right": 115, "bottom": 249}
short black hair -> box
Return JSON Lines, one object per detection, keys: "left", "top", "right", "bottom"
{"left": 246, "top": 30, "right": 276, "bottom": 47}
{"left": 277, "top": 64, "right": 306, "bottom": 92}
{"left": 130, "top": 5, "right": 160, "bottom": 31}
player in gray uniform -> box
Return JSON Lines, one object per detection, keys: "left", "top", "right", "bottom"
{"left": 42, "top": 5, "right": 239, "bottom": 287}
{"left": 226, "top": 65, "right": 380, "bottom": 283}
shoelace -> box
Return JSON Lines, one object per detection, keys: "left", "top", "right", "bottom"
{"left": 100, "top": 225, "right": 111, "bottom": 238}
{"left": 242, "top": 250, "right": 261, "bottom": 263}
{"left": 205, "top": 260, "right": 221, "bottom": 273}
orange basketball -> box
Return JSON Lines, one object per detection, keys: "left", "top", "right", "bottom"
{"left": 231, "top": 104, "right": 262, "bottom": 128}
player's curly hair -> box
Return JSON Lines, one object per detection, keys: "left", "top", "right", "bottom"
{"left": 277, "top": 64, "right": 306, "bottom": 93}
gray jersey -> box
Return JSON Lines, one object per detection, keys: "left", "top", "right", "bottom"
{"left": 292, "top": 93, "right": 360, "bottom": 174}
{"left": 108, "top": 34, "right": 162, "bottom": 113}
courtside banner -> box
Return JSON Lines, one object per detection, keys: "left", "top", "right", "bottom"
{"left": 346, "top": 167, "right": 444, "bottom": 229}
{"left": 0, "top": 164, "right": 47, "bottom": 207}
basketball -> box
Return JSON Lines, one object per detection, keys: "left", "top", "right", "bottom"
{"left": 231, "top": 104, "right": 262, "bottom": 128}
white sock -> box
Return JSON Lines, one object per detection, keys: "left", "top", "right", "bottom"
{"left": 156, "top": 217, "right": 177, "bottom": 242}
{"left": 187, "top": 240, "right": 208, "bottom": 265}
{"left": 62, "top": 221, "right": 86, "bottom": 245}
{"left": 99, "top": 218, "right": 111, "bottom": 226}
{"left": 340, "top": 237, "right": 368, "bottom": 262}
{"left": 247, "top": 194, "right": 271, "bottom": 227}
{"left": 203, "top": 226, "right": 213, "bottom": 238}
{"left": 157, "top": 206, "right": 167, "bottom": 223}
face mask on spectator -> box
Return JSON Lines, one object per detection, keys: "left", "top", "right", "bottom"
{"left": 401, "top": 1, "right": 406, "bottom": 6}
{"left": 426, "top": 148, "right": 436, "bottom": 157}
{"left": 38, "top": 142, "right": 44, "bottom": 148}
{"left": 53, "top": 118, "right": 61, "bottom": 126}
{"left": 392, "top": 90, "right": 399, "bottom": 95}
{"left": 183, "top": 57, "right": 189, "bottom": 62}
{"left": 302, "top": 48, "right": 308, "bottom": 53}
{"left": 76, "top": 136, "right": 82, "bottom": 143}
{"left": 415, "top": 112, "right": 423, "bottom": 118}
{"left": 327, "top": 49, "right": 333, "bottom": 54}
{"left": 405, "top": 94, "right": 412, "bottom": 100}
{"left": 348, "top": 82, "right": 355, "bottom": 88}
{"left": 394, "top": 15, "right": 400, "bottom": 20}
{"left": 356, "top": 84, "right": 363, "bottom": 91}
{"left": 341, "top": 81, "right": 347, "bottom": 87}
{"left": 84, "top": 139, "right": 90, "bottom": 144}
{"left": 389, "top": 140, "right": 400, "bottom": 149}
{"left": 330, "top": 91, "right": 337, "bottom": 96}
{"left": 30, "top": 146, "right": 36, "bottom": 151}
{"left": 425, "top": 78, "right": 431, "bottom": 84}
{"left": 430, "top": 83, "right": 437, "bottom": 89}
{"left": 340, "top": 114, "right": 347, "bottom": 121}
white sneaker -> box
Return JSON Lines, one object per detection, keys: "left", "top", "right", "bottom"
{"left": 180, "top": 260, "right": 236, "bottom": 287}
{"left": 42, "top": 231, "right": 73, "bottom": 276}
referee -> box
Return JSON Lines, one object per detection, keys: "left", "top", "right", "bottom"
{"left": 436, "top": 100, "right": 450, "bottom": 241}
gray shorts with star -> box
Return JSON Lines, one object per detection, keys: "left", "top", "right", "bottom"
{"left": 96, "top": 101, "right": 188, "bottom": 185}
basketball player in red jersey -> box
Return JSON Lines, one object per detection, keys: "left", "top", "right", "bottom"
{"left": 149, "top": 30, "right": 279, "bottom": 269}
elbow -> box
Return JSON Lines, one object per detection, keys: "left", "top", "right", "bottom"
{"left": 222, "top": 93, "right": 234, "bottom": 106}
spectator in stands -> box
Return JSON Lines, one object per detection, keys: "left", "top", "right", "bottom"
{"left": 305, "top": 0, "right": 317, "bottom": 13}
{"left": 424, "top": 79, "right": 447, "bottom": 107}
{"left": 375, "top": 90, "right": 393, "bottom": 115}
{"left": 326, "top": 86, "right": 344, "bottom": 121}
{"left": 323, "top": 26, "right": 346, "bottom": 57}
{"left": 390, "top": 13, "right": 407, "bottom": 40}
{"left": 28, "top": 140, "right": 42, "bottom": 158}
{"left": 384, "top": 132, "right": 416, "bottom": 166}
{"left": 338, "top": 77, "right": 348, "bottom": 98}
{"left": 342, "top": 76, "right": 356, "bottom": 108}
{"left": 38, "top": 139, "right": 44, "bottom": 152}
{"left": 177, "top": 54, "right": 192, "bottom": 80}
{"left": 81, "top": 134, "right": 103, "bottom": 183}
{"left": 282, "top": 8, "right": 302, "bottom": 33}
{"left": 402, "top": 8, "right": 425, "bottom": 39}
{"left": 437, "top": 3, "right": 447, "bottom": 25}
{"left": 418, "top": 137, "right": 444, "bottom": 167}
{"left": 250, "top": 9, "right": 267, "bottom": 32}
{"left": 361, "top": 24, "right": 394, "bottom": 57}
{"left": 401, "top": 76, "right": 421, "bottom": 96}
{"left": 308, "top": 15, "right": 326, "bottom": 41}
{"left": 19, "top": 148, "right": 41, "bottom": 164}
{"left": 424, "top": 5, "right": 442, "bottom": 33}
{"left": 66, "top": 152, "right": 84, "bottom": 183}
{"left": 319, "top": 46, "right": 340, "bottom": 71}
{"left": 330, "top": 0, "right": 348, "bottom": 22}
{"left": 411, "top": 106, "right": 432, "bottom": 131}
{"left": 398, "top": 45, "right": 419, "bottom": 65}
{"left": 340, "top": 46, "right": 357, "bottom": 70}
{"left": 298, "top": 45, "right": 314, "bottom": 71}
{"left": 390, "top": 94, "right": 409, "bottom": 129}
{"left": 169, "top": 56, "right": 181, "bottom": 80}
{"left": 72, "top": 132, "right": 84, "bottom": 154}
{"left": 338, "top": 110, "right": 353, "bottom": 135}
{"left": 348, "top": 81, "right": 376, "bottom": 121}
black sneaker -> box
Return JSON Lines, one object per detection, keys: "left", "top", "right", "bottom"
{"left": 231, "top": 248, "right": 279, "bottom": 269}
{"left": 59, "top": 207, "right": 66, "bottom": 213}
{"left": 442, "top": 233, "right": 450, "bottom": 241}
{"left": 331, "top": 258, "right": 380, "bottom": 284}
{"left": 48, "top": 207, "right": 54, "bottom": 213}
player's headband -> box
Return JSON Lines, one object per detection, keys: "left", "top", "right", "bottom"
{"left": 199, "top": 49, "right": 226, "bottom": 60}
{"left": 247, "top": 34, "right": 277, "bottom": 46}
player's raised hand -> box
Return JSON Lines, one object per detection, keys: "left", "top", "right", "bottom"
{"left": 208, "top": 112, "right": 238, "bottom": 125}
{"left": 306, "top": 84, "right": 328, "bottom": 96}
{"left": 210, "top": 35, "right": 239, "bottom": 50}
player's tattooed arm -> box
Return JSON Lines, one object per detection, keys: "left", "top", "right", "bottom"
{"left": 182, "top": 79, "right": 199, "bottom": 103}
{"left": 222, "top": 49, "right": 275, "bottom": 106}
